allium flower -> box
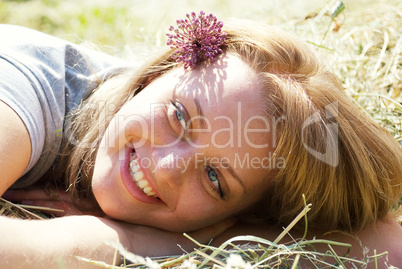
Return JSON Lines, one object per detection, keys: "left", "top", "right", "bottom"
{"left": 166, "top": 11, "right": 227, "bottom": 68}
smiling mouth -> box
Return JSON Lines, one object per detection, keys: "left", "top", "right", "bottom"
{"left": 129, "top": 153, "right": 157, "bottom": 198}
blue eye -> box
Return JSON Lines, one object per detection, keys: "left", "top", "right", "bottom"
{"left": 171, "top": 100, "right": 189, "bottom": 131}
{"left": 208, "top": 168, "right": 219, "bottom": 187}
{"left": 175, "top": 108, "right": 187, "bottom": 129}
{"left": 207, "top": 167, "right": 224, "bottom": 199}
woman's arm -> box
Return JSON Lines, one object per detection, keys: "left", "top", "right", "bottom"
{"left": 0, "top": 215, "right": 196, "bottom": 268}
{"left": 0, "top": 100, "right": 31, "bottom": 196}
{"left": 0, "top": 215, "right": 121, "bottom": 268}
{"left": 0, "top": 213, "right": 234, "bottom": 268}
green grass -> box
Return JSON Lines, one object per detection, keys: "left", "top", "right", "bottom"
{"left": 0, "top": 0, "right": 401, "bottom": 267}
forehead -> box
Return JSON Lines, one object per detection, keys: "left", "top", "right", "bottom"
{"left": 170, "top": 53, "right": 264, "bottom": 113}
{"left": 165, "top": 53, "right": 273, "bottom": 150}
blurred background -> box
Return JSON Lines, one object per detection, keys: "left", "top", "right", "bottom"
{"left": 0, "top": 0, "right": 398, "bottom": 52}
{"left": 0, "top": 0, "right": 401, "bottom": 142}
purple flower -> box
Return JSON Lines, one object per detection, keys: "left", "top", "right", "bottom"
{"left": 166, "top": 11, "right": 227, "bottom": 69}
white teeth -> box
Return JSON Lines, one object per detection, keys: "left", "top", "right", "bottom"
{"left": 134, "top": 171, "right": 144, "bottom": 182}
{"left": 137, "top": 179, "right": 149, "bottom": 189}
{"left": 143, "top": 186, "right": 153, "bottom": 193}
{"left": 129, "top": 155, "right": 157, "bottom": 198}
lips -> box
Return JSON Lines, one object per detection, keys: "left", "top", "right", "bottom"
{"left": 120, "top": 147, "right": 163, "bottom": 204}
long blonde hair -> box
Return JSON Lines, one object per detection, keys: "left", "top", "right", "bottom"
{"left": 58, "top": 21, "right": 402, "bottom": 232}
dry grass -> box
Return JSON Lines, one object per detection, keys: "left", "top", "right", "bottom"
{"left": 72, "top": 204, "right": 391, "bottom": 268}
{"left": 292, "top": 0, "right": 402, "bottom": 141}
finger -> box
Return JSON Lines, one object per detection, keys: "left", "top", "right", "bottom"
{"left": 48, "top": 188, "right": 71, "bottom": 200}
{"left": 3, "top": 188, "right": 70, "bottom": 202}
{"left": 20, "top": 199, "right": 104, "bottom": 217}
{"left": 20, "top": 199, "right": 78, "bottom": 217}
{"left": 2, "top": 189, "right": 35, "bottom": 201}
{"left": 3, "top": 189, "right": 53, "bottom": 201}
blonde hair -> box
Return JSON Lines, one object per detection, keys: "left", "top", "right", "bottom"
{"left": 58, "top": 21, "right": 402, "bottom": 232}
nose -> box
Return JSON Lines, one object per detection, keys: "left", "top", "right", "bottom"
{"left": 151, "top": 141, "right": 198, "bottom": 188}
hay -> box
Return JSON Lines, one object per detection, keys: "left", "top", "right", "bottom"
{"left": 292, "top": 0, "right": 401, "bottom": 142}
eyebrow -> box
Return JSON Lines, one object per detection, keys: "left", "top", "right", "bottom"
{"left": 192, "top": 97, "right": 207, "bottom": 129}
{"left": 222, "top": 159, "right": 246, "bottom": 195}
{"left": 192, "top": 96, "right": 247, "bottom": 195}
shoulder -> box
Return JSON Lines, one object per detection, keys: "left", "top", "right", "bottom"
{"left": 0, "top": 100, "right": 31, "bottom": 196}
{"left": 325, "top": 215, "right": 402, "bottom": 267}
{"left": 354, "top": 215, "right": 402, "bottom": 267}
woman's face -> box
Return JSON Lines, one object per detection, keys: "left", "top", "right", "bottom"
{"left": 92, "top": 53, "right": 276, "bottom": 232}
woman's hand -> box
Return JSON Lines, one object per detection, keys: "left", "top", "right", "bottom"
{"left": 2, "top": 188, "right": 103, "bottom": 216}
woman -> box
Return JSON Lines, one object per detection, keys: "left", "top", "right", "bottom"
{"left": 1, "top": 12, "right": 401, "bottom": 267}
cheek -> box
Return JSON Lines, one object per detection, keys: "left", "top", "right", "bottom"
{"left": 173, "top": 191, "right": 233, "bottom": 229}
{"left": 92, "top": 163, "right": 122, "bottom": 215}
